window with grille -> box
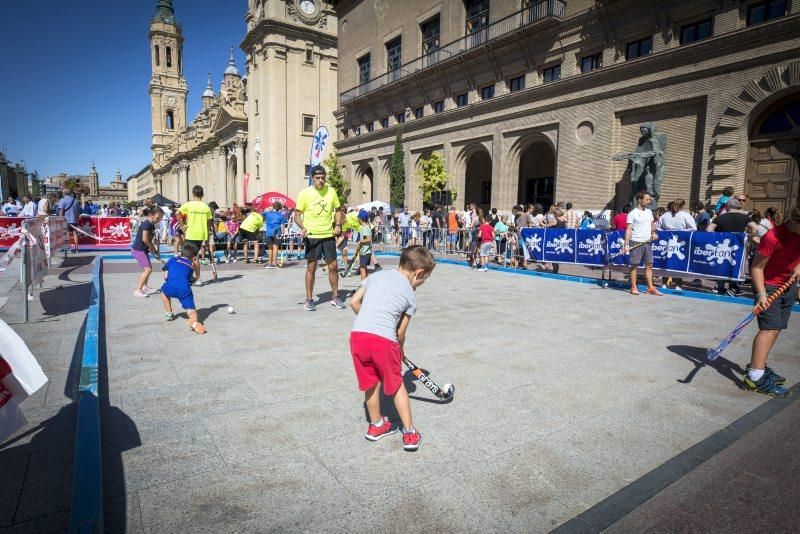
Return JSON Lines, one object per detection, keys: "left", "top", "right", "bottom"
{"left": 466, "top": 0, "right": 490, "bottom": 47}
{"left": 386, "top": 37, "right": 402, "bottom": 81}
{"left": 357, "top": 54, "right": 371, "bottom": 85}
{"left": 421, "top": 15, "right": 440, "bottom": 67}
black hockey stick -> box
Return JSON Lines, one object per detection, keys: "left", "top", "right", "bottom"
{"left": 402, "top": 356, "right": 454, "bottom": 401}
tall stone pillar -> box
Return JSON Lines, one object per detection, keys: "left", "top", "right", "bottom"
{"left": 215, "top": 147, "right": 228, "bottom": 207}
{"left": 179, "top": 160, "right": 189, "bottom": 202}
{"left": 490, "top": 131, "right": 508, "bottom": 211}
{"left": 234, "top": 138, "right": 246, "bottom": 205}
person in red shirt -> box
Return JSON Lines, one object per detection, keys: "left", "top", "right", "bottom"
{"left": 744, "top": 207, "right": 800, "bottom": 397}
{"left": 477, "top": 219, "right": 495, "bottom": 272}
{"left": 613, "top": 205, "right": 631, "bottom": 231}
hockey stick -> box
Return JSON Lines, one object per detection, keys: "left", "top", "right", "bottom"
{"left": 402, "top": 356, "right": 454, "bottom": 401}
{"left": 706, "top": 278, "right": 795, "bottom": 361}
{"left": 340, "top": 248, "right": 360, "bottom": 278}
{"left": 601, "top": 238, "right": 655, "bottom": 288}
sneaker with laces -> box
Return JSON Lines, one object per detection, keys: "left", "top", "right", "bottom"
{"left": 746, "top": 364, "right": 786, "bottom": 385}
{"left": 402, "top": 429, "right": 422, "bottom": 451}
{"left": 630, "top": 287, "right": 640, "bottom": 295}
{"left": 331, "top": 296, "right": 346, "bottom": 309}
{"left": 304, "top": 299, "right": 316, "bottom": 311}
{"left": 164, "top": 312, "right": 175, "bottom": 321}
{"left": 743, "top": 373, "right": 790, "bottom": 397}
{"left": 134, "top": 290, "right": 149, "bottom": 298}
{"left": 143, "top": 285, "right": 159, "bottom": 295}
{"left": 647, "top": 287, "right": 664, "bottom": 296}
{"left": 365, "top": 417, "right": 397, "bottom": 441}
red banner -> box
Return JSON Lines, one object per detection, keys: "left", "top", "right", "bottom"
{"left": 0, "top": 218, "right": 25, "bottom": 248}
{"left": 76, "top": 216, "right": 132, "bottom": 245}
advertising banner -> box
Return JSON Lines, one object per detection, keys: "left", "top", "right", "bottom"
{"left": 0, "top": 217, "right": 25, "bottom": 248}
{"left": 24, "top": 220, "right": 48, "bottom": 286}
{"left": 44, "top": 216, "right": 69, "bottom": 257}
{"left": 76, "top": 216, "right": 132, "bottom": 245}
{"left": 520, "top": 228, "right": 747, "bottom": 280}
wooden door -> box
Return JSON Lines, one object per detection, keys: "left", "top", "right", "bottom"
{"left": 746, "top": 140, "right": 799, "bottom": 218}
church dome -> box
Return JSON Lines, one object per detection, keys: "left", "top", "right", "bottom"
{"left": 224, "top": 47, "right": 239, "bottom": 76}
{"left": 202, "top": 74, "right": 215, "bottom": 98}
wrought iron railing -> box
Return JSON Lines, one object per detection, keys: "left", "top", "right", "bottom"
{"left": 341, "top": 0, "right": 566, "bottom": 104}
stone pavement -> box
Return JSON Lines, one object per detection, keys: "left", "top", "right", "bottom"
{"left": 2, "top": 254, "right": 799, "bottom": 532}
{"left": 0, "top": 255, "right": 95, "bottom": 532}
{"left": 95, "top": 256, "right": 799, "bottom": 532}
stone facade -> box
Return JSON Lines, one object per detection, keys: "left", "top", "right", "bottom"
{"left": 333, "top": 0, "right": 800, "bottom": 217}
{"left": 0, "top": 150, "right": 42, "bottom": 199}
{"left": 47, "top": 165, "right": 128, "bottom": 205}
{"left": 127, "top": 165, "right": 156, "bottom": 203}
{"left": 143, "top": 0, "right": 338, "bottom": 207}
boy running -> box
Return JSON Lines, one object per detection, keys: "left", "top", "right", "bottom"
{"left": 161, "top": 242, "right": 206, "bottom": 334}
{"left": 743, "top": 207, "right": 800, "bottom": 397}
{"left": 131, "top": 206, "right": 164, "bottom": 298}
{"left": 349, "top": 245, "right": 436, "bottom": 451}
{"left": 178, "top": 186, "right": 213, "bottom": 282}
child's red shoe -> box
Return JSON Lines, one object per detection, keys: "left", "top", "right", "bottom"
{"left": 365, "top": 417, "right": 397, "bottom": 441}
{"left": 402, "top": 429, "right": 422, "bottom": 451}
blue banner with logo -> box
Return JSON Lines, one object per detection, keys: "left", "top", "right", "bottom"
{"left": 519, "top": 228, "right": 746, "bottom": 280}
{"left": 543, "top": 228, "right": 577, "bottom": 263}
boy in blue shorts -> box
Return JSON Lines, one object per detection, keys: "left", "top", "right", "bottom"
{"left": 349, "top": 245, "right": 436, "bottom": 451}
{"left": 355, "top": 209, "right": 373, "bottom": 280}
{"left": 161, "top": 242, "right": 206, "bottom": 334}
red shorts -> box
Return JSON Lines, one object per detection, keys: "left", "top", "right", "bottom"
{"left": 349, "top": 331, "right": 403, "bottom": 395}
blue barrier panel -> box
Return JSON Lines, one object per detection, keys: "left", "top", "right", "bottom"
{"left": 69, "top": 257, "right": 103, "bottom": 533}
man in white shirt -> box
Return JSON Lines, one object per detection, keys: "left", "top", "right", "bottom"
{"left": 397, "top": 207, "right": 411, "bottom": 248}
{"left": 20, "top": 195, "right": 37, "bottom": 218}
{"left": 625, "top": 191, "right": 661, "bottom": 296}
{"left": 2, "top": 195, "right": 22, "bottom": 216}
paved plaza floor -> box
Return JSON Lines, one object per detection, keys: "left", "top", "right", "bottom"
{"left": 2, "top": 254, "right": 799, "bottom": 532}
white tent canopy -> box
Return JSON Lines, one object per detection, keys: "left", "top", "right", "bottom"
{"left": 351, "top": 200, "right": 390, "bottom": 212}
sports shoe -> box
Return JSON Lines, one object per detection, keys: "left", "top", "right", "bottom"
{"left": 331, "top": 296, "right": 346, "bottom": 309}
{"left": 304, "top": 299, "right": 316, "bottom": 311}
{"left": 673, "top": 286, "right": 683, "bottom": 293}
{"left": 630, "top": 287, "right": 640, "bottom": 295}
{"left": 164, "top": 312, "right": 175, "bottom": 321}
{"left": 745, "top": 364, "right": 786, "bottom": 385}
{"left": 402, "top": 429, "right": 422, "bottom": 451}
{"left": 743, "top": 373, "right": 790, "bottom": 397}
{"left": 264, "top": 264, "right": 276, "bottom": 269}
{"left": 134, "top": 290, "right": 149, "bottom": 298}
{"left": 142, "top": 285, "right": 159, "bottom": 295}
{"left": 374, "top": 264, "right": 383, "bottom": 272}
{"left": 364, "top": 417, "right": 397, "bottom": 441}
{"left": 223, "top": 256, "right": 230, "bottom": 263}
{"left": 647, "top": 287, "right": 664, "bottom": 296}
{"left": 193, "top": 280, "right": 203, "bottom": 287}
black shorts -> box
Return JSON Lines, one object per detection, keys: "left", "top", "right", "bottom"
{"left": 185, "top": 239, "right": 205, "bottom": 250}
{"left": 359, "top": 253, "right": 372, "bottom": 267}
{"left": 305, "top": 236, "right": 337, "bottom": 262}
{"left": 265, "top": 235, "right": 281, "bottom": 247}
{"left": 756, "top": 283, "right": 798, "bottom": 331}
{"left": 238, "top": 229, "right": 258, "bottom": 242}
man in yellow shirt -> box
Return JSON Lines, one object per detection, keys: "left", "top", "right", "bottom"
{"left": 238, "top": 209, "right": 264, "bottom": 263}
{"left": 295, "top": 165, "right": 344, "bottom": 311}
{"left": 178, "top": 185, "right": 213, "bottom": 283}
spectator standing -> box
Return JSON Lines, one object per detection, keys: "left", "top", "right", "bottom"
{"left": 625, "top": 191, "right": 661, "bottom": 296}
{"left": 692, "top": 201, "right": 712, "bottom": 231}
{"left": 420, "top": 209, "right": 432, "bottom": 249}
{"left": 37, "top": 193, "right": 55, "bottom": 219}
{"left": 563, "top": 202, "right": 579, "bottom": 229}
{"left": 656, "top": 199, "right": 696, "bottom": 292}
{"left": 579, "top": 211, "right": 595, "bottom": 229}
{"left": 613, "top": 206, "right": 631, "bottom": 231}
{"left": 398, "top": 207, "right": 411, "bottom": 248}
{"left": 764, "top": 207, "right": 779, "bottom": 227}
{"left": 57, "top": 188, "right": 82, "bottom": 252}
{"left": 487, "top": 208, "right": 499, "bottom": 226}
{"left": 20, "top": 195, "right": 37, "bottom": 218}
{"left": 446, "top": 206, "right": 461, "bottom": 253}
{"left": 708, "top": 197, "right": 750, "bottom": 296}
{"left": 477, "top": 217, "right": 495, "bottom": 272}
{"left": 494, "top": 215, "right": 509, "bottom": 263}
{"left": 714, "top": 186, "right": 735, "bottom": 215}
{"left": 531, "top": 204, "right": 545, "bottom": 227}
{"left": 2, "top": 195, "right": 21, "bottom": 216}
{"left": 263, "top": 201, "right": 288, "bottom": 269}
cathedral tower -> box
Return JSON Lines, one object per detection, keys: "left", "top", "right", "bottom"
{"left": 149, "top": 0, "right": 188, "bottom": 153}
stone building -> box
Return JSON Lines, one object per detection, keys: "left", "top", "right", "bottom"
{"left": 0, "top": 150, "right": 42, "bottom": 200}
{"left": 46, "top": 165, "right": 128, "bottom": 205}
{"left": 145, "top": 0, "right": 338, "bottom": 207}
{"left": 333, "top": 0, "right": 800, "bottom": 217}
{"left": 127, "top": 165, "right": 157, "bottom": 203}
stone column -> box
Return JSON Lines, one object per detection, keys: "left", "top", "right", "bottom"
{"left": 490, "top": 130, "right": 508, "bottom": 210}
{"left": 215, "top": 147, "right": 228, "bottom": 207}
{"left": 234, "top": 138, "right": 246, "bottom": 205}
{"left": 179, "top": 160, "right": 189, "bottom": 203}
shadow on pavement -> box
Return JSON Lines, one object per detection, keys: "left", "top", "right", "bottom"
{"left": 39, "top": 283, "right": 92, "bottom": 317}
{"left": 210, "top": 274, "right": 243, "bottom": 284}
{"left": 668, "top": 344, "right": 746, "bottom": 387}
{"left": 56, "top": 255, "right": 95, "bottom": 282}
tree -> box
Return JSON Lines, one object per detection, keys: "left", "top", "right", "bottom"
{"left": 389, "top": 126, "right": 405, "bottom": 208}
{"left": 322, "top": 148, "right": 350, "bottom": 203}
{"left": 62, "top": 177, "right": 90, "bottom": 199}
{"left": 416, "top": 151, "right": 451, "bottom": 204}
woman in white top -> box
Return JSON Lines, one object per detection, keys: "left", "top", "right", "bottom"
{"left": 656, "top": 199, "right": 695, "bottom": 291}
{"left": 37, "top": 193, "right": 54, "bottom": 219}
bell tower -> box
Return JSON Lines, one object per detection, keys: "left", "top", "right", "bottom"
{"left": 149, "top": 0, "right": 188, "bottom": 154}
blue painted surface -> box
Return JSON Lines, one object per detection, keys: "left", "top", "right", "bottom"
{"left": 69, "top": 257, "right": 103, "bottom": 533}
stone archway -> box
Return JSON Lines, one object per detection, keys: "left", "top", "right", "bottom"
{"left": 746, "top": 90, "right": 800, "bottom": 216}
{"left": 355, "top": 163, "right": 374, "bottom": 204}
{"left": 517, "top": 142, "right": 556, "bottom": 211}
{"left": 465, "top": 151, "right": 492, "bottom": 212}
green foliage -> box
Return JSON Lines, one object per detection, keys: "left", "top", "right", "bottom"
{"left": 416, "top": 151, "right": 451, "bottom": 204}
{"left": 62, "top": 177, "right": 90, "bottom": 198}
{"left": 323, "top": 148, "right": 350, "bottom": 203}
{"left": 389, "top": 126, "right": 405, "bottom": 207}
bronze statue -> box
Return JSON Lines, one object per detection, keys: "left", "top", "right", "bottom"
{"left": 612, "top": 122, "right": 667, "bottom": 209}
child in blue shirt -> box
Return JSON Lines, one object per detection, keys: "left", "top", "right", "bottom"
{"left": 161, "top": 242, "right": 205, "bottom": 334}
{"left": 262, "top": 202, "right": 288, "bottom": 268}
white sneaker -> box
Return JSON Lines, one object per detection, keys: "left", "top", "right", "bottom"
{"left": 674, "top": 286, "right": 683, "bottom": 293}
{"left": 194, "top": 280, "right": 203, "bottom": 287}
{"left": 134, "top": 290, "right": 148, "bottom": 298}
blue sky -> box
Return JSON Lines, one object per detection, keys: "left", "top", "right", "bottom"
{"left": 1, "top": 0, "right": 247, "bottom": 184}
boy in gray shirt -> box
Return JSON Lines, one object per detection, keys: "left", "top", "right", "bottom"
{"left": 349, "top": 245, "right": 436, "bottom": 451}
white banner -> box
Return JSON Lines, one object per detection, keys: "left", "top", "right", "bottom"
{"left": 309, "top": 126, "right": 329, "bottom": 168}
{"left": 44, "top": 216, "right": 69, "bottom": 257}
{"left": 24, "top": 221, "right": 48, "bottom": 286}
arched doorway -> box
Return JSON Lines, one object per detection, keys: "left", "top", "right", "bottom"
{"left": 518, "top": 141, "right": 556, "bottom": 210}
{"left": 747, "top": 92, "right": 800, "bottom": 217}
{"left": 465, "top": 150, "right": 492, "bottom": 211}
{"left": 361, "top": 167, "right": 373, "bottom": 203}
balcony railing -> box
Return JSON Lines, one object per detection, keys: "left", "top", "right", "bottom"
{"left": 341, "top": 0, "right": 566, "bottom": 104}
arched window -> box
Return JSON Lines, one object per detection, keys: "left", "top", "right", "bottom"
{"left": 166, "top": 110, "right": 174, "bottom": 130}
{"left": 166, "top": 46, "right": 172, "bottom": 68}
{"left": 155, "top": 45, "right": 160, "bottom": 66}
{"left": 177, "top": 50, "right": 182, "bottom": 73}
